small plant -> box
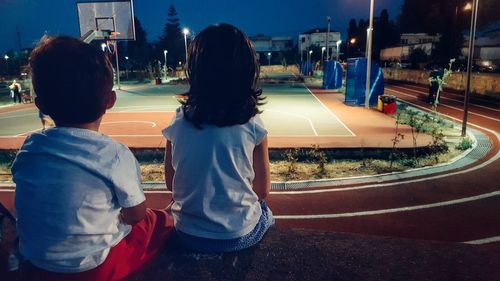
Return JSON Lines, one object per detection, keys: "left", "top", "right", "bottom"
{"left": 284, "top": 148, "right": 300, "bottom": 179}
{"left": 390, "top": 111, "right": 405, "bottom": 169}
{"left": 428, "top": 124, "right": 448, "bottom": 163}
{"left": 428, "top": 58, "right": 455, "bottom": 109}
{"left": 456, "top": 137, "right": 474, "bottom": 151}
{"left": 310, "top": 145, "right": 328, "bottom": 176}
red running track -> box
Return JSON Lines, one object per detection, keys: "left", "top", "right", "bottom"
{"left": 1, "top": 82, "right": 499, "bottom": 247}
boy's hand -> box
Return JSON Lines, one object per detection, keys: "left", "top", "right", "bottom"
{"left": 119, "top": 201, "right": 147, "bottom": 225}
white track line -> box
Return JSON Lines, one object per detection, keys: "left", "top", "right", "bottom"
{"left": 463, "top": 235, "right": 500, "bottom": 245}
{"left": 387, "top": 88, "right": 500, "bottom": 122}
{"left": 274, "top": 190, "right": 500, "bottom": 219}
{"left": 303, "top": 84, "right": 357, "bottom": 137}
{"left": 389, "top": 85, "right": 500, "bottom": 113}
{"left": 397, "top": 84, "right": 500, "bottom": 106}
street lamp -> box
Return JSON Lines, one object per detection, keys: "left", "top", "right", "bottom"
{"left": 462, "top": 0, "right": 479, "bottom": 137}
{"left": 463, "top": 2, "right": 472, "bottom": 10}
{"left": 321, "top": 47, "right": 326, "bottom": 62}
{"left": 336, "top": 40, "right": 342, "bottom": 61}
{"left": 163, "top": 50, "right": 168, "bottom": 79}
{"left": 325, "top": 16, "right": 331, "bottom": 61}
{"left": 267, "top": 52, "right": 271, "bottom": 66}
{"left": 308, "top": 50, "right": 313, "bottom": 72}
{"left": 124, "top": 56, "right": 129, "bottom": 79}
{"left": 3, "top": 55, "right": 8, "bottom": 60}
{"left": 182, "top": 28, "right": 189, "bottom": 65}
{"left": 365, "top": 0, "right": 375, "bottom": 109}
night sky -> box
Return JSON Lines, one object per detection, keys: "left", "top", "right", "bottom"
{"left": 0, "top": 0, "right": 404, "bottom": 54}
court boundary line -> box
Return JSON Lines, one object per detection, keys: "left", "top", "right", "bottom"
{"left": 303, "top": 84, "right": 357, "bottom": 137}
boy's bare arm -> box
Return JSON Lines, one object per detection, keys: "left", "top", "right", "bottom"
{"left": 120, "top": 201, "right": 146, "bottom": 225}
{"left": 164, "top": 141, "right": 174, "bottom": 191}
{"left": 252, "top": 137, "right": 271, "bottom": 200}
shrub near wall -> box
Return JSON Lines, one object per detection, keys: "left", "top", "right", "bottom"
{"left": 383, "top": 68, "right": 500, "bottom": 96}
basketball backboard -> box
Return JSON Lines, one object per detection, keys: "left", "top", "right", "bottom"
{"left": 77, "top": 0, "right": 136, "bottom": 41}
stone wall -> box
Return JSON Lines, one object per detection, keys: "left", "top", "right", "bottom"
{"left": 383, "top": 68, "right": 500, "bottom": 96}
{"left": 174, "top": 65, "right": 300, "bottom": 78}
{"left": 260, "top": 65, "right": 300, "bottom": 75}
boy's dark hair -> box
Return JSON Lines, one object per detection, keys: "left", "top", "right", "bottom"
{"left": 29, "top": 36, "right": 114, "bottom": 125}
{"left": 183, "top": 24, "right": 265, "bottom": 128}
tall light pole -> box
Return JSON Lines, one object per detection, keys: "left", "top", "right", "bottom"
{"left": 182, "top": 28, "right": 189, "bottom": 66}
{"left": 267, "top": 52, "right": 271, "bottom": 66}
{"left": 364, "top": 0, "right": 375, "bottom": 108}
{"left": 163, "top": 50, "right": 168, "bottom": 80}
{"left": 125, "top": 56, "right": 129, "bottom": 79}
{"left": 462, "top": 0, "right": 479, "bottom": 137}
{"left": 308, "top": 50, "right": 312, "bottom": 75}
{"left": 336, "top": 40, "right": 342, "bottom": 61}
{"left": 325, "top": 16, "right": 331, "bottom": 61}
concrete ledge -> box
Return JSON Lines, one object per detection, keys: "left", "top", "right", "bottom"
{"left": 126, "top": 228, "right": 500, "bottom": 281}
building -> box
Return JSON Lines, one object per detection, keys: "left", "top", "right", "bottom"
{"left": 380, "top": 33, "right": 441, "bottom": 62}
{"left": 400, "top": 33, "right": 441, "bottom": 45}
{"left": 249, "top": 35, "right": 293, "bottom": 63}
{"left": 298, "top": 28, "right": 341, "bottom": 60}
{"left": 461, "top": 23, "right": 500, "bottom": 70}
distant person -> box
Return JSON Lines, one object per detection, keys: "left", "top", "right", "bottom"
{"left": 9, "top": 79, "right": 22, "bottom": 103}
{"left": 12, "top": 36, "right": 173, "bottom": 281}
{"left": 163, "top": 24, "right": 274, "bottom": 253}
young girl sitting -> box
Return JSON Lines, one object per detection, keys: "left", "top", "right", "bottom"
{"left": 162, "top": 23, "right": 274, "bottom": 253}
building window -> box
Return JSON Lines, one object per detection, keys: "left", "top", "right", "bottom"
{"left": 301, "top": 37, "right": 306, "bottom": 43}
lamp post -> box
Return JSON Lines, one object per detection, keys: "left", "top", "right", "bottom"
{"left": 336, "top": 40, "right": 342, "bottom": 61}
{"left": 182, "top": 28, "right": 189, "bottom": 65}
{"left": 325, "top": 16, "right": 331, "bottom": 61}
{"left": 462, "top": 0, "right": 479, "bottom": 137}
{"left": 364, "top": 0, "right": 375, "bottom": 109}
{"left": 163, "top": 50, "right": 168, "bottom": 80}
{"left": 267, "top": 52, "right": 271, "bottom": 66}
{"left": 308, "top": 50, "right": 312, "bottom": 73}
{"left": 3, "top": 55, "right": 8, "bottom": 60}
{"left": 321, "top": 47, "right": 326, "bottom": 64}
{"left": 125, "top": 56, "right": 129, "bottom": 79}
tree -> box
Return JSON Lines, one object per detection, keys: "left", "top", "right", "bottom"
{"left": 409, "top": 47, "right": 429, "bottom": 69}
{"left": 126, "top": 17, "right": 151, "bottom": 70}
{"left": 158, "top": 3, "right": 184, "bottom": 68}
{"left": 373, "top": 9, "right": 400, "bottom": 60}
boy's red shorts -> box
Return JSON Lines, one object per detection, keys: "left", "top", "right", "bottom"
{"left": 20, "top": 208, "right": 173, "bottom": 281}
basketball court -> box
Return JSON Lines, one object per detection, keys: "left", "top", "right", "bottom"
{"left": 0, "top": 82, "right": 356, "bottom": 149}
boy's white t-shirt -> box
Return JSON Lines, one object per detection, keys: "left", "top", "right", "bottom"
{"left": 12, "top": 127, "right": 145, "bottom": 273}
{"left": 163, "top": 108, "right": 268, "bottom": 240}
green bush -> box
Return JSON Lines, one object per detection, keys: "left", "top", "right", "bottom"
{"left": 455, "top": 137, "right": 473, "bottom": 151}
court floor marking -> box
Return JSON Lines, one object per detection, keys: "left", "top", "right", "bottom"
{"left": 387, "top": 89, "right": 500, "bottom": 122}
{"left": 389, "top": 85, "right": 500, "bottom": 113}
{"left": 303, "top": 85, "right": 357, "bottom": 137}
{"left": 266, "top": 109, "right": 318, "bottom": 136}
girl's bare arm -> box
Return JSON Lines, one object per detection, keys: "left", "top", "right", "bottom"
{"left": 252, "top": 137, "right": 271, "bottom": 200}
{"left": 164, "top": 140, "right": 174, "bottom": 191}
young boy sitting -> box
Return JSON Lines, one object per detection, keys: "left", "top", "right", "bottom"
{"left": 12, "top": 36, "right": 173, "bottom": 281}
